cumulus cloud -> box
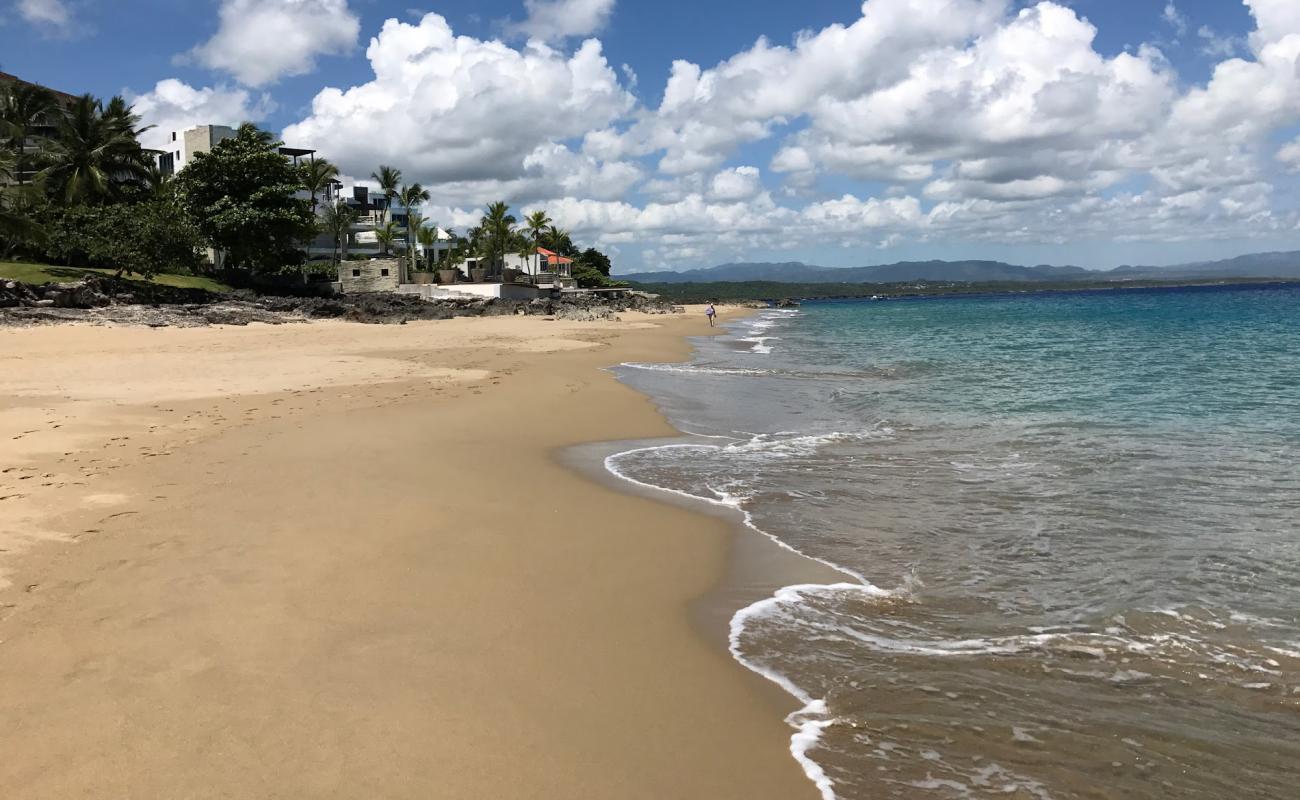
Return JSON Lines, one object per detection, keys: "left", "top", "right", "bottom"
{"left": 508, "top": 0, "right": 616, "bottom": 42}
{"left": 129, "top": 79, "right": 277, "bottom": 151}
{"left": 708, "top": 166, "right": 763, "bottom": 201}
{"left": 607, "top": 0, "right": 1009, "bottom": 175}
{"left": 187, "top": 0, "right": 360, "bottom": 87}
{"left": 283, "top": 13, "right": 635, "bottom": 204}
{"left": 1279, "top": 137, "right": 1300, "bottom": 172}
{"left": 16, "top": 0, "right": 71, "bottom": 33}
{"left": 264, "top": 0, "right": 1300, "bottom": 270}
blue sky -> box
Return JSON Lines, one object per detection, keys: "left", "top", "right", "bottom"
{"left": 4, "top": 0, "right": 1299, "bottom": 272}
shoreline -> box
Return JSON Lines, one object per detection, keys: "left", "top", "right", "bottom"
{"left": 0, "top": 310, "right": 818, "bottom": 799}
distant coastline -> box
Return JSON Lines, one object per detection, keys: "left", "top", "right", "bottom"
{"left": 630, "top": 276, "right": 1300, "bottom": 304}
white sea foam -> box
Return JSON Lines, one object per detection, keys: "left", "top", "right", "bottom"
{"left": 788, "top": 701, "right": 838, "bottom": 800}
{"left": 605, "top": 434, "right": 906, "bottom": 800}
{"left": 617, "top": 362, "right": 774, "bottom": 376}
{"left": 729, "top": 585, "right": 892, "bottom": 800}
{"left": 738, "top": 335, "right": 779, "bottom": 355}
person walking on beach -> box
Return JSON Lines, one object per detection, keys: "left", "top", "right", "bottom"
{"left": 705, "top": 303, "right": 717, "bottom": 327}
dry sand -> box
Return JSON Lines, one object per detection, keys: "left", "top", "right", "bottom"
{"left": 0, "top": 310, "right": 818, "bottom": 799}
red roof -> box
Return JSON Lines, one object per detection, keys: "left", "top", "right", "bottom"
{"left": 537, "top": 247, "right": 573, "bottom": 265}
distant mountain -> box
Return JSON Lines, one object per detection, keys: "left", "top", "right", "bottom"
{"left": 621, "top": 251, "right": 1300, "bottom": 284}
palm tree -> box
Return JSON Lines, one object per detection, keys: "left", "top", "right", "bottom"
{"left": 40, "top": 94, "right": 149, "bottom": 204}
{"left": 542, "top": 224, "right": 574, "bottom": 256}
{"left": 319, "top": 199, "right": 357, "bottom": 268}
{"left": 300, "top": 158, "right": 339, "bottom": 214}
{"left": 1, "top": 82, "right": 59, "bottom": 186}
{"left": 0, "top": 147, "right": 45, "bottom": 247}
{"left": 374, "top": 220, "right": 399, "bottom": 256}
{"left": 406, "top": 210, "right": 424, "bottom": 275}
{"left": 480, "top": 201, "right": 516, "bottom": 279}
{"left": 397, "top": 182, "right": 430, "bottom": 281}
{"left": 524, "top": 209, "right": 551, "bottom": 276}
{"left": 103, "top": 95, "right": 153, "bottom": 141}
{"left": 440, "top": 227, "right": 456, "bottom": 268}
{"left": 370, "top": 165, "right": 401, "bottom": 223}
{"left": 237, "top": 122, "right": 276, "bottom": 146}
{"left": 416, "top": 223, "right": 438, "bottom": 272}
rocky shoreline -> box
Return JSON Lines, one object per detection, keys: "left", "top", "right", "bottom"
{"left": 0, "top": 276, "right": 677, "bottom": 327}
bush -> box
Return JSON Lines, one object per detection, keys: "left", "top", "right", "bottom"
{"left": 36, "top": 199, "right": 204, "bottom": 279}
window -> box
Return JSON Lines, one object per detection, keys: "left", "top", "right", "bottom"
{"left": 351, "top": 269, "right": 361, "bottom": 277}
{"left": 380, "top": 268, "right": 390, "bottom": 277}
{"left": 171, "top": 131, "right": 177, "bottom": 141}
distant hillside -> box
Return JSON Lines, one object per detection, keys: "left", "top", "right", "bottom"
{"left": 621, "top": 251, "right": 1300, "bottom": 284}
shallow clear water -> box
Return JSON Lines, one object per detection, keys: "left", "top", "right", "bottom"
{"left": 609, "top": 285, "right": 1300, "bottom": 800}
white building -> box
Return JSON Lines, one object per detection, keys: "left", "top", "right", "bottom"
{"left": 154, "top": 124, "right": 318, "bottom": 177}
{"left": 155, "top": 125, "right": 235, "bottom": 177}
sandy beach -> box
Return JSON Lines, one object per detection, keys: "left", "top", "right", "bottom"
{"left": 0, "top": 310, "right": 817, "bottom": 799}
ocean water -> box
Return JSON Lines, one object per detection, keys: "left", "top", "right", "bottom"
{"left": 607, "top": 284, "right": 1300, "bottom": 800}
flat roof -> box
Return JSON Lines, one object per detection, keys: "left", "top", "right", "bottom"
{"left": 279, "top": 147, "right": 317, "bottom": 157}
{"left": 0, "top": 71, "right": 79, "bottom": 102}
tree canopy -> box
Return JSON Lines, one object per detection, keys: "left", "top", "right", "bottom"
{"left": 173, "top": 124, "right": 316, "bottom": 274}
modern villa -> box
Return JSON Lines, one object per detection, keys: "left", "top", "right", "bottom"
{"left": 153, "top": 124, "right": 318, "bottom": 178}
{"left": 151, "top": 123, "right": 583, "bottom": 300}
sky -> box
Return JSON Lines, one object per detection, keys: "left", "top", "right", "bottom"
{"left": 3, "top": 0, "right": 1299, "bottom": 273}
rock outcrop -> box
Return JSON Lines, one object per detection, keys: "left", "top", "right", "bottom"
{"left": 0, "top": 277, "right": 676, "bottom": 327}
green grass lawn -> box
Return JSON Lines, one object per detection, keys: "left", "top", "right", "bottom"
{"left": 0, "top": 262, "right": 231, "bottom": 293}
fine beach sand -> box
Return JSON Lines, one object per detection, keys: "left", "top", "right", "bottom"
{"left": 0, "top": 309, "right": 819, "bottom": 799}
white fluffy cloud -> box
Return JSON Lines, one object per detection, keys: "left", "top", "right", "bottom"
{"left": 1279, "top": 137, "right": 1300, "bottom": 172}
{"left": 606, "top": 0, "right": 1009, "bottom": 175}
{"left": 188, "top": 0, "right": 360, "bottom": 87}
{"left": 708, "top": 166, "right": 763, "bottom": 201}
{"left": 261, "top": 0, "right": 1300, "bottom": 270}
{"left": 508, "top": 0, "right": 616, "bottom": 42}
{"left": 283, "top": 13, "right": 635, "bottom": 203}
{"left": 129, "top": 79, "right": 276, "bottom": 151}
{"left": 16, "top": 0, "right": 70, "bottom": 33}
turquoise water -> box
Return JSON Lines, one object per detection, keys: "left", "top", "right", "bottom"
{"left": 611, "top": 284, "right": 1300, "bottom": 799}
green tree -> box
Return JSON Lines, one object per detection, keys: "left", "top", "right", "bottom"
{"left": 40, "top": 94, "right": 151, "bottom": 204}
{"left": 439, "top": 227, "right": 456, "bottom": 268}
{"left": 416, "top": 223, "right": 440, "bottom": 272}
{"left": 0, "top": 82, "right": 59, "bottom": 187}
{"left": 300, "top": 158, "right": 339, "bottom": 214}
{"left": 374, "top": 220, "right": 399, "bottom": 256}
{"left": 523, "top": 209, "right": 551, "bottom": 275}
{"left": 319, "top": 199, "right": 357, "bottom": 268}
{"left": 572, "top": 247, "right": 620, "bottom": 288}
{"left": 38, "top": 199, "right": 203, "bottom": 279}
{"left": 397, "top": 182, "right": 430, "bottom": 281}
{"left": 0, "top": 148, "right": 45, "bottom": 249}
{"left": 480, "top": 201, "right": 516, "bottom": 279}
{"left": 370, "top": 165, "right": 401, "bottom": 223}
{"left": 173, "top": 124, "right": 316, "bottom": 274}
{"left": 541, "top": 224, "right": 577, "bottom": 257}
{"left": 575, "top": 247, "right": 612, "bottom": 276}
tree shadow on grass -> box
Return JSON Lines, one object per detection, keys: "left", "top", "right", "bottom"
{"left": 44, "top": 267, "right": 105, "bottom": 281}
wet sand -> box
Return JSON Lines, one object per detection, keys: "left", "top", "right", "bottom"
{"left": 0, "top": 311, "right": 817, "bottom": 799}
